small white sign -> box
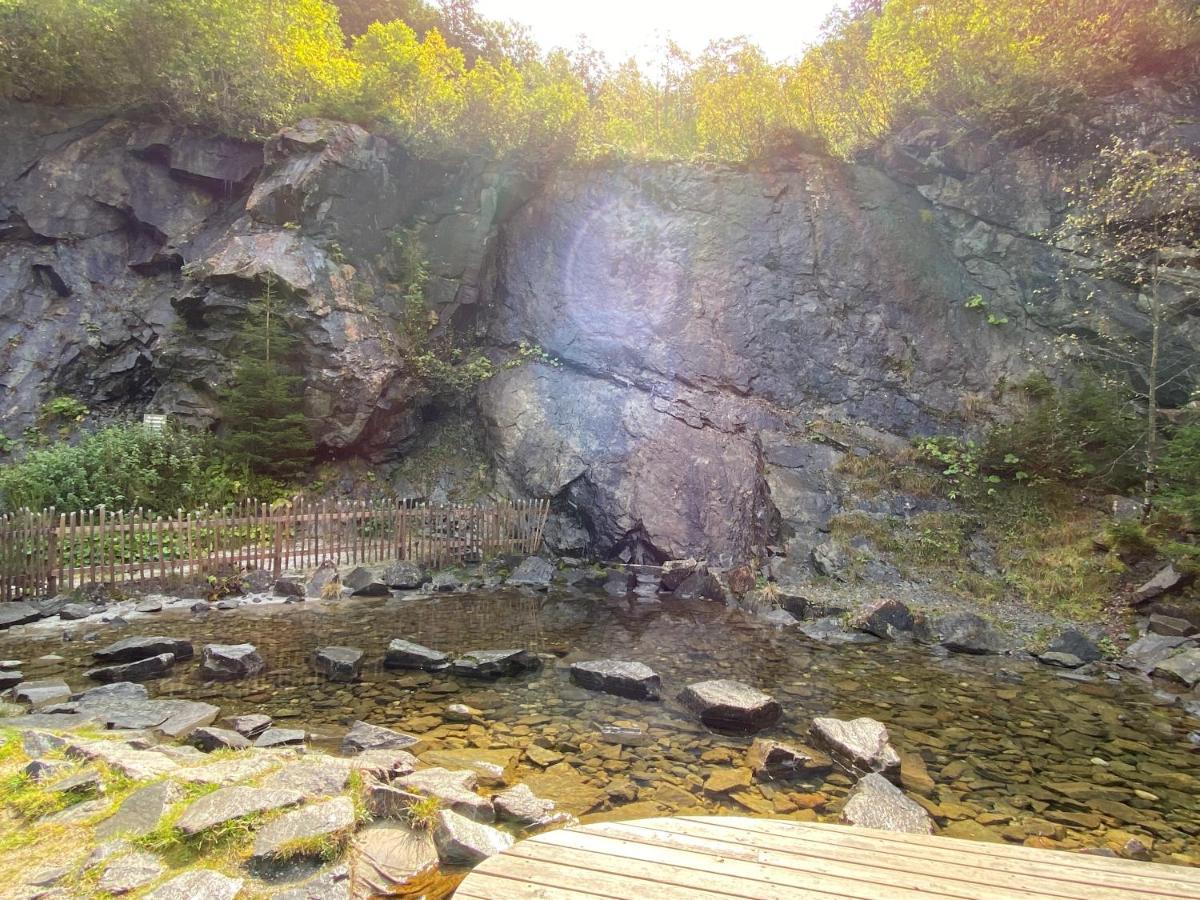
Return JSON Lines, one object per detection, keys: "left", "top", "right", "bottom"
{"left": 142, "top": 414, "right": 167, "bottom": 432}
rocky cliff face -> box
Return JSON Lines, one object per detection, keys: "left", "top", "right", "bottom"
{"left": 2, "top": 76, "right": 1197, "bottom": 564}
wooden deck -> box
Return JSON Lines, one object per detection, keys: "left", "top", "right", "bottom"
{"left": 455, "top": 816, "right": 1200, "bottom": 899}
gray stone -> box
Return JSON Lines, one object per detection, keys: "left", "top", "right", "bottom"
{"left": 85, "top": 652, "right": 176, "bottom": 683}
{"left": 394, "top": 767, "right": 493, "bottom": 822}
{"left": 143, "top": 869, "right": 245, "bottom": 900}
{"left": 384, "top": 639, "right": 449, "bottom": 671}
{"left": 1046, "top": 628, "right": 1102, "bottom": 662}
{"left": 49, "top": 768, "right": 104, "bottom": 795}
{"left": 156, "top": 700, "right": 221, "bottom": 739}
{"left": 1119, "top": 632, "right": 1193, "bottom": 673}
{"left": 746, "top": 739, "right": 833, "bottom": 780}
{"left": 937, "top": 613, "right": 1005, "bottom": 655}
{"left": 761, "top": 608, "right": 799, "bottom": 627}
{"left": 176, "top": 785, "right": 304, "bottom": 835}
{"left": 97, "top": 781, "right": 182, "bottom": 840}
{"left": 250, "top": 796, "right": 356, "bottom": 862}
{"left": 840, "top": 773, "right": 934, "bottom": 834}
{"left": 274, "top": 578, "right": 305, "bottom": 598}
{"left": 428, "top": 571, "right": 464, "bottom": 592}
{"left": 72, "top": 681, "right": 149, "bottom": 703}
{"left": 200, "top": 643, "right": 265, "bottom": 680}
{"left": 259, "top": 759, "right": 354, "bottom": 796}
{"left": 492, "top": 783, "right": 568, "bottom": 829}
{"left": 342, "top": 720, "right": 419, "bottom": 754}
{"left": 190, "top": 727, "right": 251, "bottom": 752}
{"left": 677, "top": 679, "right": 781, "bottom": 734}
{"left": 381, "top": 561, "right": 427, "bottom": 590}
{"left": 432, "top": 808, "right": 513, "bottom": 866}
{"left": 97, "top": 849, "right": 166, "bottom": 894}
{"left": 800, "top": 617, "right": 880, "bottom": 644}
{"left": 59, "top": 602, "right": 100, "bottom": 621}
{"left": 14, "top": 679, "right": 71, "bottom": 706}
{"left": 596, "top": 725, "right": 652, "bottom": 746}
{"left": 809, "top": 717, "right": 902, "bottom": 780}
{"left": 342, "top": 566, "right": 389, "bottom": 596}
{"left": 93, "top": 636, "right": 194, "bottom": 663}
{"left": 307, "top": 562, "right": 340, "bottom": 599}
{"left": 0, "top": 669, "right": 23, "bottom": 690}
{"left": 135, "top": 599, "right": 164, "bottom": 613}
{"left": 350, "top": 823, "right": 439, "bottom": 897}
{"left": 1148, "top": 614, "right": 1198, "bottom": 638}
{"left": 64, "top": 738, "right": 180, "bottom": 780}
{"left": 225, "top": 713, "right": 273, "bottom": 737}
{"left": 570, "top": 659, "right": 661, "bottom": 700}
{"left": 506, "top": 556, "right": 555, "bottom": 589}
{"left": 671, "top": 569, "right": 726, "bottom": 602}
{"left": 313, "top": 646, "right": 364, "bottom": 682}
{"left": 659, "top": 559, "right": 699, "bottom": 591}
{"left": 812, "top": 540, "right": 850, "bottom": 579}
{"left": 24, "top": 758, "right": 70, "bottom": 781}
{"left": 1153, "top": 649, "right": 1200, "bottom": 688}
{"left": 269, "top": 866, "right": 350, "bottom": 900}
{"left": 450, "top": 649, "right": 541, "bottom": 679}
{"left": 1039, "top": 651, "right": 1085, "bottom": 669}
{"left": 853, "top": 599, "right": 915, "bottom": 639}
{"left": 1133, "top": 564, "right": 1192, "bottom": 605}
{"left": 255, "top": 727, "right": 306, "bottom": 748}
{"left": 0, "top": 601, "right": 41, "bottom": 629}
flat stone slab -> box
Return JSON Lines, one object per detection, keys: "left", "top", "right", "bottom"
{"left": 200, "top": 643, "right": 265, "bottom": 680}
{"left": 85, "top": 652, "right": 176, "bottom": 683}
{"left": 492, "top": 784, "right": 571, "bottom": 830}
{"left": 0, "top": 601, "right": 41, "bottom": 629}
{"left": 271, "top": 866, "right": 351, "bottom": 900}
{"left": 255, "top": 727, "right": 306, "bottom": 748}
{"left": 569, "top": 659, "right": 661, "bottom": 700}
{"left": 176, "top": 785, "right": 304, "bottom": 835}
{"left": 381, "top": 561, "right": 427, "bottom": 589}
{"left": 259, "top": 758, "right": 354, "bottom": 796}
{"left": 419, "top": 748, "right": 518, "bottom": 787}
{"left": 93, "top": 636, "right": 194, "bottom": 663}
{"left": 225, "top": 713, "right": 272, "bottom": 737}
{"left": 343, "top": 566, "right": 389, "bottom": 596}
{"left": 143, "top": 869, "right": 245, "bottom": 900}
{"left": 350, "top": 823, "right": 441, "bottom": 897}
{"left": 64, "top": 738, "right": 180, "bottom": 780}
{"left": 433, "top": 808, "right": 514, "bottom": 866}
{"left": 342, "top": 720, "right": 419, "bottom": 754}
{"left": 97, "top": 849, "right": 166, "bottom": 894}
{"left": 176, "top": 754, "right": 281, "bottom": 786}
{"left": 191, "top": 726, "right": 251, "bottom": 752}
{"left": 450, "top": 649, "right": 541, "bottom": 679}
{"left": 677, "top": 679, "right": 781, "bottom": 734}
{"left": 937, "top": 613, "right": 1005, "bottom": 655}
{"left": 313, "top": 646, "right": 364, "bottom": 682}
{"left": 97, "top": 780, "right": 183, "bottom": 841}
{"left": 395, "top": 767, "right": 493, "bottom": 822}
{"left": 840, "top": 773, "right": 934, "bottom": 834}
{"left": 1153, "top": 648, "right": 1200, "bottom": 687}
{"left": 384, "top": 639, "right": 449, "bottom": 671}
{"left": 746, "top": 738, "right": 833, "bottom": 780}
{"left": 14, "top": 679, "right": 71, "bottom": 706}
{"left": 506, "top": 556, "right": 555, "bottom": 588}
{"left": 809, "top": 716, "right": 901, "bottom": 780}
{"left": 251, "top": 796, "right": 356, "bottom": 862}
{"left": 0, "top": 669, "right": 23, "bottom": 690}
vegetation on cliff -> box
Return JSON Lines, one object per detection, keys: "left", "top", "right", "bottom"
{"left": 1, "top": 0, "right": 1196, "bottom": 161}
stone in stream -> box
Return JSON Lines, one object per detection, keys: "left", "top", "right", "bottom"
{"left": 569, "top": 659, "right": 661, "bottom": 700}
{"left": 350, "top": 823, "right": 441, "bottom": 897}
{"left": 85, "top": 652, "right": 176, "bottom": 683}
{"left": 853, "top": 599, "right": 915, "bottom": 639}
{"left": 97, "top": 781, "right": 183, "bottom": 841}
{"left": 433, "top": 809, "right": 514, "bottom": 866}
{"left": 97, "top": 849, "right": 166, "bottom": 894}
{"left": 313, "top": 646, "right": 364, "bottom": 682}
{"left": 428, "top": 571, "right": 465, "bottom": 592}
{"left": 342, "top": 720, "right": 419, "bottom": 754}
{"left": 1132, "top": 563, "right": 1192, "bottom": 605}
{"left": 676, "top": 679, "right": 781, "bottom": 734}
{"left": 809, "top": 717, "right": 901, "bottom": 780}
{"left": 307, "top": 562, "right": 340, "bottom": 598}
{"left": 1038, "top": 651, "right": 1085, "bottom": 669}
{"left": 1119, "top": 632, "right": 1193, "bottom": 673}
{"left": 224, "top": 713, "right": 273, "bottom": 738}
{"left": 0, "top": 669, "right": 22, "bottom": 690}
{"left": 492, "top": 784, "right": 566, "bottom": 828}
{"left": 395, "top": 767, "right": 494, "bottom": 822}
{"left": 175, "top": 785, "right": 304, "bottom": 835}
{"left": 93, "top": 636, "right": 194, "bottom": 663}
{"left": 190, "top": 726, "right": 251, "bottom": 752}
{"left": 251, "top": 796, "right": 356, "bottom": 862}
{"left": 444, "top": 703, "right": 481, "bottom": 723}
{"left": 745, "top": 739, "right": 833, "bottom": 780}
{"left": 255, "top": 727, "right": 306, "bottom": 748}
{"left": 450, "top": 649, "right": 541, "bottom": 679}
{"left": 1152, "top": 648, "right": 1200, "bottom": 687}
{"left": 799, "top": 617, "right": 879, "bottom": 645}
{"left": 936, "top": 613, "right": 1005, "bottom": 655}
{"left": 343, "top": 566, "right": 390, "bottom": 596}
{"left": 506, "top": 556, "right": 555, "bottom": 589}
{"left": 840, "top": 773, "right": 934, "bottom": 834}
{"left": 671, "top": 569, "right": 727, "bottom": 602}
{"left": 273, "top": 577, "right": 305, "bottom": 598}
{"left": 596, "top": 725, "right": 652, "bottom": 746}
{"left": 0, "top": 601, "right": 41, "bottom": 629}
{"left": 1046, "top": 628, "right": 1102, "bottom": 662}
{"left": 384, "top": 638, "right": 449, "bottom": 671}
{"left": 420, "top": 748, "right": 518, "bottom": 787}
{"left": 659, "top": 558, "right": 699, "bottom": 591}
{"left": 143, "top": 869, "right": 245, "bottom": 900}
{"left": 135, "top": 598, "right": 164, "bottom": 613}
{"left": 1149, "top": 613, "right": 1198, "bottom": 637}
{"left": 200, "top": 643, "right": 265, "bottom": 680}
{"left": 13, "top": 679, "right": 71, "bottom": 706}
{"left": 381, "top": 561, "right": 427, "bottom": 590}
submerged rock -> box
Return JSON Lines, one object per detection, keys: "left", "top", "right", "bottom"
{"left": 92, "top": 636, "right": 194, "bottom": 663}
{"left": 384, "top": 639, "right": 449, "bottom": 671}
{"left": 492, "top": 783, "right": 564, "bottom": 828}
{"left": 350, "top": 823, "right": 440, "bottom": 897}
{"left": 200, "top": 643, "right": 265, "bottom": 680}
{"left": 677, "top": 679, "right": 782, "bottom": 733}
{"left": 313, "top": 646, "right": 364, "bottom": 682}
{"left": 809, "top": 716, "right": 901, "bottom": 780}
{"left": 85, "top": 652, "right": 176, "bottom": 683}
{"left": 433, "top": 809, "right": 514, "bottom": 866}
{"left": 840, "top": 773, "right": 934, "bottom": 834}
{"left": 342, "top": 720, "right": 419, "bottom": 754}
{"left": 450, "top": 649, "right": 541, "bottom": 679}
{"left": 569, "top": 659, "right": 661, "bottom": 700}
{"left": 745, "top": 739, "right": 833, "bottom": 780}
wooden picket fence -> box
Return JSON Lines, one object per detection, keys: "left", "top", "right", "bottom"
{"left": 0, "top": 497, "right": 550, "bottom": 600}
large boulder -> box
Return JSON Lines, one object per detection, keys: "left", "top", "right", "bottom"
{"left": 506, "top": 556, "right": 555, "bottom": 589}
{"left": 199, "top": 644, "right": 265, "bottom": 681}
{"left": 313, "top": 646, "right": 364, "bottom": 682}
{"left": 676, "top": 679, "right": 781, "bottom": 734}
{"left": 809, "top": 717, "right": 902, "bottom": 780}
{"left": 0, "top": 602, "right": 45, "bottom": 629}
{"left": 381, "top": 561, "right": 427, "bottom": 590}
{"left": 1153, "top": 648, "right": 1200, "bottom": 687}
{"left": 853, "top": 599, "right": 915, "bottom": 639}
{"left": 1132, "top": 564, "right": 1192, "bottom": 605}
{"left": 306, "top": 562, "right": 340, "bottom": 598}
{"left": 840, "top": 773, "right": 934, "bottom": 834}
{"left": 343, "top": 567, "right": 389, "bottom": 596}
{"left": 569, "top": 659, "right": 661, "bottom": 700}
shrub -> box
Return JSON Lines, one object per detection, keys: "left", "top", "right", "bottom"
{"left": 1157, "top": 424, "right": 1200, "bottom": 529}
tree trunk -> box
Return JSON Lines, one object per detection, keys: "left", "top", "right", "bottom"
{"left": 1145, "top": 253, "right": 1161, "bottom": 502}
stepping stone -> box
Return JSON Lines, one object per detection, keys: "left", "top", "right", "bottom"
{"left": 381, "top": 561, "right": 427, "bottom": 589}
{"left": 384, "top": 639, "right": 449, "bottom": 671}
{"left": 343, "top": 566, "right": 389, "bottom": 596}
{"left": 72, "top": 681, "right": 149, "bottom": 703}
{"left": 200, "top": 643, "right": 265, "bottom": 680}
{"left": 809, "top": 716, "right": 901, "bottom": 780}
{"left": 395, "top": 767, "right": 493, "bottom": 822}
{"left": 14, "top": 679, "right": 71, "bottom": 706}
{"left": 97, "top": 781, "right": 182, "bottom": 840}
{"left": 345, "top": 749, "right": 418, "bottom": 781}
{"left": 251, "top": 796, "right": 356, "bottom": 862}
{"left": 746, "top": 738, "right": 833, "bottom": 780}
{"left": 350, "top": 823, "right": 440, "bottom": 897}
{"left": 506, "top": 556, "right": 555, "bottom": 589}
{"left": 840, "top": 773, "right": 934, "bottom": 834}
{"left": 259, "top": 759, "right": 354, "bottom": 796}
{"left": 143, "top": 869, "right": 244, "bottom": 900}
{"left": 342, "top": 720, "right": 418, "bottom": 754}
{"left": 433, "top": 809, "right": 513, "bottom": 866}
{"left": 175, "top": 785, "right": 304, "bottom": 835}
{"left": 93, "top": 636, "right": 194, "bottom": 663}
{"left": 313, "top": 646, "right": 364, "bottom": 682}
{"left": 135, "top": 599, "right": 164, "bottom": 613}
{"left": 156, "top": 700, "right": 221, "bottom": 739}
{"left": 255, "top": 727, "right": 306, "bottom": 748}
{"left": 190, "top": 726, "right": 251, "bottom": 752}
{"left": 0, "top": 669, "right": 22, "bottom": 690}
{"left": 176, "top": 754, "right": 281, "bottom": 786}
{"left": 450, "top": 649, "right": 541, "bottom": 679}
{"left": 98, "top": 849, "right": 166, "bottom": 894}
{"left": 570, "top": 659, "right": 661, "bottom": 700}
{"left": 677, "top": 679, "right": 781, "bottom": 734}
{"left": 0, "top": 601, "right": 41, "bottom": 629}
{"left": 224, "top": 713, "right": 272, "bottom": 737}
{"left": 85, "top": 652, "right": 176, "bottom": 683}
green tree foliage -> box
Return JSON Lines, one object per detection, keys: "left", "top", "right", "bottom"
{"left": 1158, "top": 424, "right": 1200, "bottom": 528}
{"left": 218, "top": 281, "right": 316, "bottom": 481}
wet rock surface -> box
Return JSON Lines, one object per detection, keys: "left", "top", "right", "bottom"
{"left": 809, "top": 717, "right": 902, "bottom": 780}
{"left": 200, "top": 643, "right": 265, "bottom": 681}
{"left": 433, "top": 808, "right": 514, "bottom": 865}
{"left": 840, "top": 773, "right": 934, "bottom": 834}
{"left": 677, "top": 679, "right": 782, "bottom": 733}
{"left": 341, "top": 720, "right": 419, "bottom": 754}
{"left": 937, "top": 613, "right": 1006, "bottom": 655}
{"left": 569, "top": 659, "right": 661, "bottom": 700}
{"left": 450, "top": 649, "right": 542, "bottom": 679}
{"left": 384, "top": 639, "right": 449, "bottom": 671}
{"left": 93, "top": 636, "right": 194, "bottom": 663}
{"left": 313, "top": 646, "right": 364, "bottom": 683}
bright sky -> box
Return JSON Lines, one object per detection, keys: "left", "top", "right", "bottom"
{"left": 473, "top": 0, "right": 846, "bottom": 64}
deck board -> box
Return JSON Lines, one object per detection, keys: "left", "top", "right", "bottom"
{"left": 457, "top": 816, "right": 1199, "bottom": 899}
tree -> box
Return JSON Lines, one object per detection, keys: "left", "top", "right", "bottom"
{"left": 1054, "top": 137, "right": 1200, "bottom": 493}
{"left": 218, "top": 278, "right": 315, "bottom": 481}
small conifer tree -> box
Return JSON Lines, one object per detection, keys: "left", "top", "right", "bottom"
{"left": 218, "top": 276, "right": 315, "bottom": 481}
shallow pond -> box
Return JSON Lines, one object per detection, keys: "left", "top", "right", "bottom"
{"left": 3, "top": 589, "right": 1199, "bottom": 865}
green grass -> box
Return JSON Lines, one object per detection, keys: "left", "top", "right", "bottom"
{"left": 406, "top": 795, "right": 441, "bottom": 830}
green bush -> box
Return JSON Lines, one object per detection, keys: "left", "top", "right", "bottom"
{"left": 1157, "top": 424, "right": 1200, "bottom": 529}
